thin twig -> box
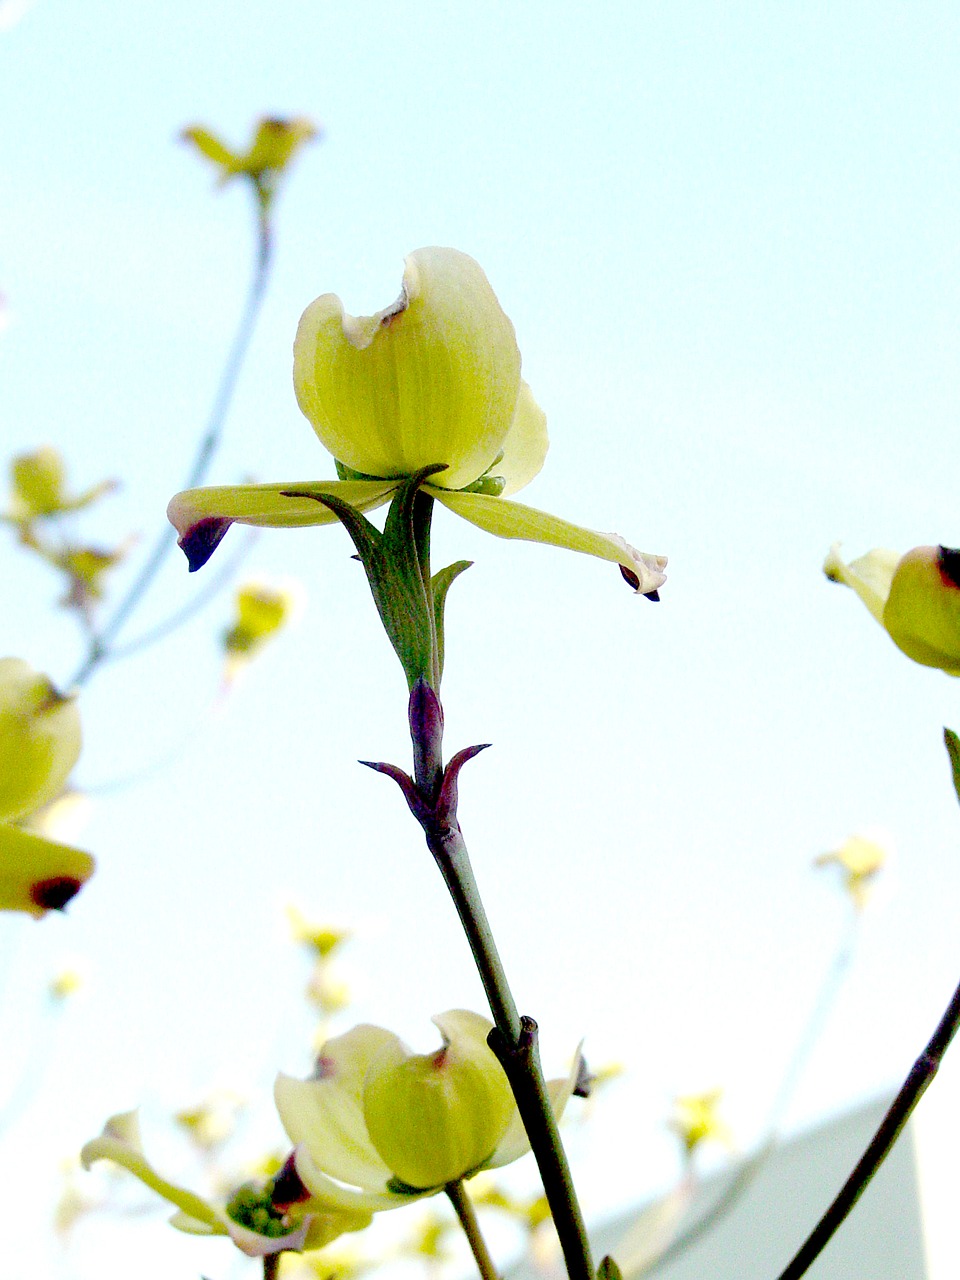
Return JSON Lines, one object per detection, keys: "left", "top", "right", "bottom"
{"left": 446, "top": 1180, "right": 500, "bottom": 1280}
{"left": 106, "top": 527, "right": 258, "bottom": 660}
{"left": 67, "top": 216, "right": 272, "bottom": 689}
{"left": 775, "top": 971, "right": 960, "bottom": 1280}
{"left": 644, "top": 912, "right": 860, "bottom": 1275}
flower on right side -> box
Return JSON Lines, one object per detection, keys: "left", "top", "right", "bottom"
{"left": 825, "top": 543, "right": 960, "bottom": 674}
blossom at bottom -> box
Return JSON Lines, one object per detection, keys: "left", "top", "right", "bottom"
{"left": 275, "top": 1010, "right": 582, "bottom": 1205}
{"left": 81, "top": 1111, "right": 372, "bottom": 1258}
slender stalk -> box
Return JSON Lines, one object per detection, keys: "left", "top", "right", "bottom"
{"left": 446, "top": 1180, "right": 500, "bottom": 1280}
{"left": 776, "top": 971, "right": 960, "bottom": 1280}
{"left": 406, "top": 710, "right": 592, "bottom": 1280}
{"left": 106, "top": 527, "right": 258, "bottom": 660}
{"left": 262, "top": 1254, "right": 280, "bottom": 1280}
{"left": 67, "top": 215, "right": 272, "bottom": 690}
{"left": 393, "top": 497, "right": 594, "bottom": 1280}
{"left": 426, "top": 826, "right": 521, "bottom": 1044}
{"left": 644, "top": 913, "right": 860, "bottom": 1274}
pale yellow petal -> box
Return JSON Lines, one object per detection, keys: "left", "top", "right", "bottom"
{"left": 0, "top": 823, "right": 94, "bottom": 918}
{"left": 167, "top": 480, "right": 398, "bottom": 571}
{"left": 823, "top": 543, "right": 901, "bottom": 625}
{"left": 497, "top": 382, "right": 549, "bottom": 497}
{"left": 431, "top": 491, "right": 667, "bottom": 594}
{"left": 293, "top": 248, "right": 521, "bottom": 490}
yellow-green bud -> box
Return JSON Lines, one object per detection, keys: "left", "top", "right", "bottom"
{"left": 0, "top": 659, "right": 81, "bottom": 822}
{"left": 883, "top": 545, "right": 960, "bottom": 674}
{"left": 11, "top": 447, "right": 65, "bottom": 516}
{"left": 362, "top": 1017, "right": 514, "bottom": 1190}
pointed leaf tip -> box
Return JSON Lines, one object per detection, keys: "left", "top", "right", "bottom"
{"left": 597, "top": 1256, "right": 623, "bottom": 1280}
{"left": 944, "top": 728, "right": 960, "bottom": 808}
{"left": 179, "top": 517, "right": 234, "bottom": 572}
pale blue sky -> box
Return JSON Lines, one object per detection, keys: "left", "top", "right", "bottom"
{"left": 4, "top": 2, "right": 960, "bottom": 1276}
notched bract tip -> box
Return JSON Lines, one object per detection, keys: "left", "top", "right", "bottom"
{"left": 938, "top": 545, "right": 960, "bottom": 590}
{"left": 179, "top": 517, "right": 234, "bottom": 572}
{"left": 30, "top": 875, "right": 83, "bottom": 911}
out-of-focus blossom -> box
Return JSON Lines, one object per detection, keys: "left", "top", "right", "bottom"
{"left": 81, "top": 1111, "right": 371, "bottom": 1258}
{"left": 668, "top": 1090, "right": 732, "bottom": 1158}
{"left": 287, "top": 907, "right": 350, "bottom": 960}
{"left": 0, "top": 658, "right": 93, "bottom": 917}
{"left": 174, "top": 1089, "right": 247, "bottom": 1152}
{"left": 223, "top": 578, "right": 302, "bottom": 682}
{"left": 815, "top": 834, "right": 888, "bottom": 910}
{"left": 182, "top": 116, "right": 319, "bottom": 215}
{"left": 3, "top": 447, "right": 116, "bottom": 527}
{"left": 49, "top": 962, "right": 85, "bottom": 1002}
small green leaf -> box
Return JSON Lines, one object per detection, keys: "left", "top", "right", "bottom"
{"left": 308, "top": 475, "right": 441, "bottom": 691}
{"left": 597, "top": 1255, "right": 623, "bottom": 1280}
{"left": 944, "top": 728, "right": 960, "bottom": 807}
{"left": 432, "top": 561, "right": 472, "bottom": 682}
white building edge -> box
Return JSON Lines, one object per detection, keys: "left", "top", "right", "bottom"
{"left": 510, "top": 1084, "right": 960, "bottom": 1279}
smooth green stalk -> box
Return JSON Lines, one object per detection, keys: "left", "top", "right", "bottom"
{"left": 426, "top": 824, "right": 521, "bottom": 1045}
{"left": 776, "top": 970, "right": 960, "bottom": 1280}
{"left": 68, "top": 214, "right": 273, "bottom": 689}
{"left": 390, "top": 497, "right": 593, "bottom": 1280}
{"left": 446, "top": 1180, "right": 500, "bottom": 1280}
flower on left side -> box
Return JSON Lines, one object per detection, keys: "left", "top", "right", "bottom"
{"left": 0, "top": 657, "right": 93, "bottom": 916}
{"left": 81, "top": 1111, "right": 372, "bottom": 1259}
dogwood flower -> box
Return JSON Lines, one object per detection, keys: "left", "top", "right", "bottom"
{"left": 0, "top": 658, "right": 93, "bottom": 916}
{"left": 81, "top": 1111, "right": 372, "bottom": 1258}
{"left": 669, "top": 1090, "right": 733, "bottom": 1159}
{"left": 182, "top": 116, "right": 318, "bottom": 193}
{"left": 815, "top": 834, "right": 887, "bottom": 911}
{"left": 168, "top": 248, "right": 666, "bottom": 598}
{"left": 824, "top": 543, "right": 960, "bottom": 674}
{"left": 274, "top": 1010, "right": 582, "bottom": 1206}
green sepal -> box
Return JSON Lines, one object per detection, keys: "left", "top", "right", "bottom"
{"left": 597, "top": 1256, "right": 623, "bottom": 1280}
{"left": 460, "top": 473, "right": 506, "bottom": 496}
{"left": 335, "top": 459, "right": 390, "bottom": 483}
{"left": 431, "top": 561, "right": 472, "bottom": 682}
{"left": 386, "top": 1175, "right": 435, "bottom": 1196}
{"left": 944, "top": 728, "right": 960, "bottom": 807}
{"left": 313, "top": 466, "right": 446, "bottom": 691}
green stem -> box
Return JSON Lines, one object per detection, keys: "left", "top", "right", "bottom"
{"left": 426, "top": 825, "right": 520, "bottom": 1044}
{"left": 396, "top": 484, "right": 592, "bottom": 1280}
{"left": 776, "top": 969, "right": 960, "bottom": 1280}
{"left": 417, "top": 794, "right": 592, "bottom": 1280}
{"left": 446, "top": 1180, "right": 500, "bottom": 1280}
{"left": 488, "top": 1016, "right": 593, "bottom": 1280}
{"left": 67, "top": 214, "right": 273, "bottom": 690}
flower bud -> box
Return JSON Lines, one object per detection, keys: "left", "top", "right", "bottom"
{"left": 0, "top": 659, "right": 81, "bottom": 822}
{"left": 11, "top": 447, "right": 65, "bottom": 516}
{"left": 882, "top": 546, "right": 960, "bottom": 674}
{"left": 362, "top": 1011, "right": 514, "bottom": 1190}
